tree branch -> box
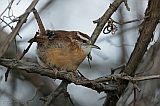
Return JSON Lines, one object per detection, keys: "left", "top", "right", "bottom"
{"left": 1, "top": 58, "right": 160, "bottom": 94}
{"left": 32, "top": 8, "right": 46, "bottom": 35}
{"left": 124, "top": 0, "right": 160, "bottom": 76}
{"left": 115, "top": 0, "right": 160, "bottom": 105}
{"left": 0, "top": 58, "right": 117, "bottom": 93}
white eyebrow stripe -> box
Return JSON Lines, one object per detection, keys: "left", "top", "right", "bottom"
{"left": 76, "top": 32, "right": 89, "bottom": 41}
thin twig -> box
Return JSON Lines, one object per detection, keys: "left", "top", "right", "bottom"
{"left": 0, "top": 0, "right": 39, "bottom": 57}
{"left": 111, "top": 64, "right": 126, "bottom": 72}
{"left": 0, "top": 18, "right": 13, "bottom": 30}
{"left": 123, "top": 0, "right": 130, "bottom": 11}
{"left": 133, "top": 87, "right": 136, "bottom": 106}
{"left": 32, "top": 8, "right": 46, "bottom": 36}
{"left": 113, "top": 16, "right": 149, "bottom": 25}
{"left": 91, "top": 0, "right": 125, "bottom": 44}
{"left": 0, "top": 0, "right": 14, "bottom": 17}
{"left": 5, "top": 68, "right": 10, "bottom": 81}
{"left": 18, "top": 32, "right": 38, "bottom": 60}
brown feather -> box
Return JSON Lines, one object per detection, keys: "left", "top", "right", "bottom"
{"left": 36, "top": 30, "right": 91, "bottom": 71}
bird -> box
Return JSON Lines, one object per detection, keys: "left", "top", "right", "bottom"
{"left": 29, "top": 30, "right": 100, "bottom": 105}
{"left": 31, "top": 30, "right": 100, "bottom": 72}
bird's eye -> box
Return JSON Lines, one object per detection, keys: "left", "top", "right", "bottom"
{"left": 82, "top": 40, "right": 87, "bottom": 43}
{"left": 46, "top": 30, "right": 54, "bottom": 38}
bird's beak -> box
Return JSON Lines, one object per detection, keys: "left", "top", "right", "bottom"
{"left": 91, "top": 44, "right": 101, "bottom": 50}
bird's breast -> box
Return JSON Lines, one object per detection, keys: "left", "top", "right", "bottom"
{"left": 38, "top": 45, "right": 87, "bottom": 71}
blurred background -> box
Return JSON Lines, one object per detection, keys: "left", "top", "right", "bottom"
{"left": 0, "top": 0, "right": 156, "bottom": 106}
